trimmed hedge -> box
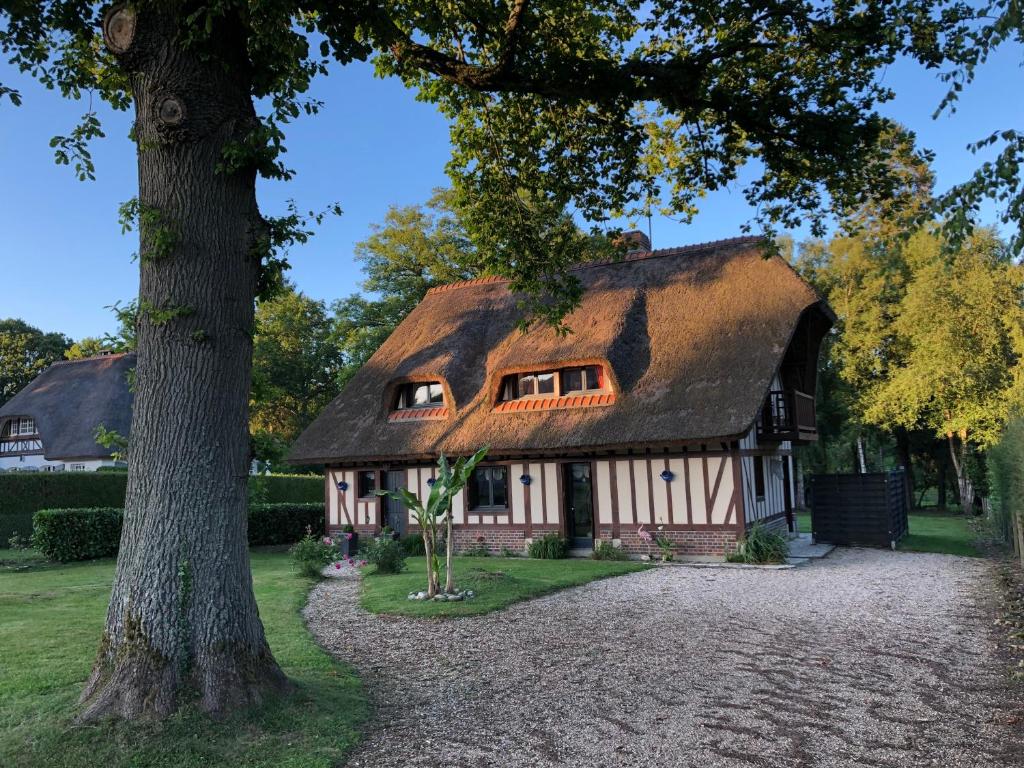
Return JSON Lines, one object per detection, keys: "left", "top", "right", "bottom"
{"left": 32, "top": 502, "right": 325, "bottom": 562}
{"left": 0, "top": 471, "right": 323, "bottom": 541}
{"left": 248, "top": 473, "right": 323, "bottom": 504}
{"left": 248, "top": 503, "right": 325, "bottom": 545}
{"left": 32, "top": 508, "right": 123, "bottom": 562}
{"left": 0, "top": 473, "right": 127, "bottom": 543}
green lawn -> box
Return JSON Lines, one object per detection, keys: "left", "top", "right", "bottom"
{"left": 0, "top": 549, "right": 367, "bottom": 768}
{"left": 361, "top": 555, "right": 649, "bottom": 617}
{"left": 0, "top": 548, "right": 50, "bottom": 570}
{"left": 796, "top": 511, "right": 981, "bottom": 556}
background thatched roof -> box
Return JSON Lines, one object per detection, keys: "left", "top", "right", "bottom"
{"left": 0, "top": 353, "right": 134, "bottom": 460}
{"left": 290, "top": 238, "right": 831, "bottom": 464}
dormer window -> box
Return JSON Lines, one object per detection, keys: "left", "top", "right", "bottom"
{"left": 394, "top": 382, "right": 444, "bottom": 410}
{"left": 561, "top": 366, "right": 602, "bottom": 394}
{"left": 2, "top": 417, "right": 36, "bottom": 437}
{"left": 500, "top": 365, "right": 607, "bottom": 402}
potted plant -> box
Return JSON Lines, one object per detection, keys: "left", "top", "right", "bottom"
{"left": 338, "top": 524, "right": 358, "bottom": 556}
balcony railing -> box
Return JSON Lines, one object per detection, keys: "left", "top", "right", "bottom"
{"left": 757, "top": 390, "right": 818, "bottom": 443}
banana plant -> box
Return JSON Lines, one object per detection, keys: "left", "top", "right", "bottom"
{"left": 377, "top": 446, "right": 488, "bottom": 597}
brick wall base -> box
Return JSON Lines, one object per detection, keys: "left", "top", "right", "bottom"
{"left": 599, "top": 526, "right": 739, "bottom": 557}
{"left": 328, "top": 523, "right": 748, "bottom": 558}
{"left": 452, "top": 528, "right": 528, "bottom": 554}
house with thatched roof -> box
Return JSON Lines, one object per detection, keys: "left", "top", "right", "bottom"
{"left": 290, "top": 234, "right": 832, "bottom": 557}
{"left": 0, "top": 353, "right": 134, "bottom": 472}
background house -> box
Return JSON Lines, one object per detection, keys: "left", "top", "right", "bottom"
{"left": 290, "top": 236, "right": 832, "bottom": 557}
{"left": 0, "top": 353, "right": 134, "bottom": 472}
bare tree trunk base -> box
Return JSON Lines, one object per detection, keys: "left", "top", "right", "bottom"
{"left": 77, "top": 644, "right": 292, "bottom": 723}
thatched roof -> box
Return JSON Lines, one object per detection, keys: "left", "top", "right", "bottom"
{"left": 289, "top": 237, "right": 832, "bottom": 464}
{"left": 0, "top": 353, "right": 134, "bottom": 460}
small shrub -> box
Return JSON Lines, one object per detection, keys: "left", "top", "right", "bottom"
{"left": 725, "top": 524, "right": 789, "bottom": 564}
{"left": 592, "top": 540, "right": 630, "bottom": 561}
{"left": 500, "top": 546, "right": 520, "bottom": 558}
{"left": 32, "top": 508, "right": 123, "bottom": 562}
{"left": 399, "top": 534, "right": 426, "bottom": 557}
{"left": 291, "top": 530, "right": 336, "bottom": 578}
{"left": 362, "top": 535, "right": 407, "bottom": 574}
{"left": 463, "top": 543, "right": 491, "bottom": 557}
{"left": 7, "top": 530, "right": 28, "bottom": 550}
{"left": 653, "top": 535, "right": 675, "bottom": 562}
{"left": 528, "top": 533, "right": 569, "bottom": 559}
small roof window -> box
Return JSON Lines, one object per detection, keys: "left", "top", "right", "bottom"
{"left": 500, "top": 365, "right": 606, "bottom": 402}
{"left": 394, "top": 382, "right": 444, "bottom": 410}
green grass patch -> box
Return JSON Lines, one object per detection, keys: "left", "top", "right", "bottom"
{"left": 0, "top": 548, "right": 51, "bottom": 570}
{"left": 901, "top": 513, "right": 981, "bottom": 557}
{"left": 360, "top": 555, "right": 649, "bottom": 617}
{"left": 796, "top": 511, "right": 981, "bottom": 557}
{"left": 0, "top": 550, "right": 367, "bottom": 768}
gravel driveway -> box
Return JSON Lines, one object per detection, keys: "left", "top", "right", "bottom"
{"left": 306, "top": 549, "right": 1024, "bottom": 767}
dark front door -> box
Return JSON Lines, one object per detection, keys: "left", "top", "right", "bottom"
{"left": 383, "top": 470, "right": 407, "bottom": 535}
{"left": 564, "top": 463, "right": 594, "bottom": 548}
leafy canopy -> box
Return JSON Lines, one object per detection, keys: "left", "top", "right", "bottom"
{"left": 0, "top": 0, "right": 970, "bottom": 325}
{"left": 0, "top": 319, "right": 71, "bottom": 406}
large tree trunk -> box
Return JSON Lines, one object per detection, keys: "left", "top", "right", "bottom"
{"left": 79, "top": 6, "right": 289, "bottom": 722}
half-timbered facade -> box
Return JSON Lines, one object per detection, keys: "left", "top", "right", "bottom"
{"left": 290, "top": 236, "right": 831, "bottom": 557}
{"left": 0, "top": 353, "right": 134, "bottom": 472}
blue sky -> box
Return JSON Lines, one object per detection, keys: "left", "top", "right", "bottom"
{"left": 1, "top": 41, "right": 1021, "bottom": 339}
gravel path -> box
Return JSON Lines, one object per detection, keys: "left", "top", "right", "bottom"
{"left": 306, "top": 549, "right": 1024, "bottom": 767}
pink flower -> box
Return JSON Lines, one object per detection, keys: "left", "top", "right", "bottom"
{"left": 637, "top": 525, "right": 653, "bottom": 542}
{"left": 334, "top": 562, "right": 342, "bottom": 570}
{"left": 344, "top": 532, "right": 353, "bottom": 540}
{"left": 323, "top": 537, "right": 333, "bottom": 545}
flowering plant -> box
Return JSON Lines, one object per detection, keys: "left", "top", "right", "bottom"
{"left": 291, "top": 526, "right": 367, "bottom": 578}
{"left": 654, "top": 525, "right": 674, "bottom": 562}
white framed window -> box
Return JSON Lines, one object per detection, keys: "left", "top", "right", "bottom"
{"left": 394, "top": 382, "right": 444, "bottom": 410}
{"left": 69, "top": 463, "right": 87, "bottom": 472}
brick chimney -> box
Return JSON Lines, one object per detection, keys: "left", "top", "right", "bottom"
{"left": 616, "top": 229, "right": 652, "bottom": 255}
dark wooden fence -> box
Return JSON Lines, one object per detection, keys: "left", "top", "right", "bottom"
{"left": 809, "top": 469, "right": 909, "bottom": 549}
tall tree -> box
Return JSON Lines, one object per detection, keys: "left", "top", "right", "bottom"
{"left": 331, "top": 189, "right": 481, "bottom": 386}
{"left": 935, "top": 0, "right": 1024, "bottom": 251}
{"left": 250, "top": 284, "right": 342, "bottom": 465}
{"left": 795, "top": 124, "right": 935, "bottom": 500}
{"left": 0, "top": 0, "right": 964, "bottom": 721}
{"left": 0, "top": 319, "right": 71, "bottom": 405}
{"left": 864, "top": 229, "right": 1024, "bottom": 510}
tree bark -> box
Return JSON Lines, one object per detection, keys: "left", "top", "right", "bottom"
{"left": 79, "top": 6, "right": 289, "bottom": 722}
{"left": 856, "top": 435, "right": 867, "bottom": 474}
{"left": 444, "top": 501, "right": 455, "bottom": 594}
{"left": 422, "top": 525, "right": 438, "bottom": 598}
{"left": 947, "top": 432, "right": 974, "bottom": 517}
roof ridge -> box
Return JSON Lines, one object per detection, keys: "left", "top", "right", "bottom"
{"left": 424, "top": 235, "right": 765, "bottom": 295}
{"left": 48, "top": 352, "right": 133, "bottom": 366}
